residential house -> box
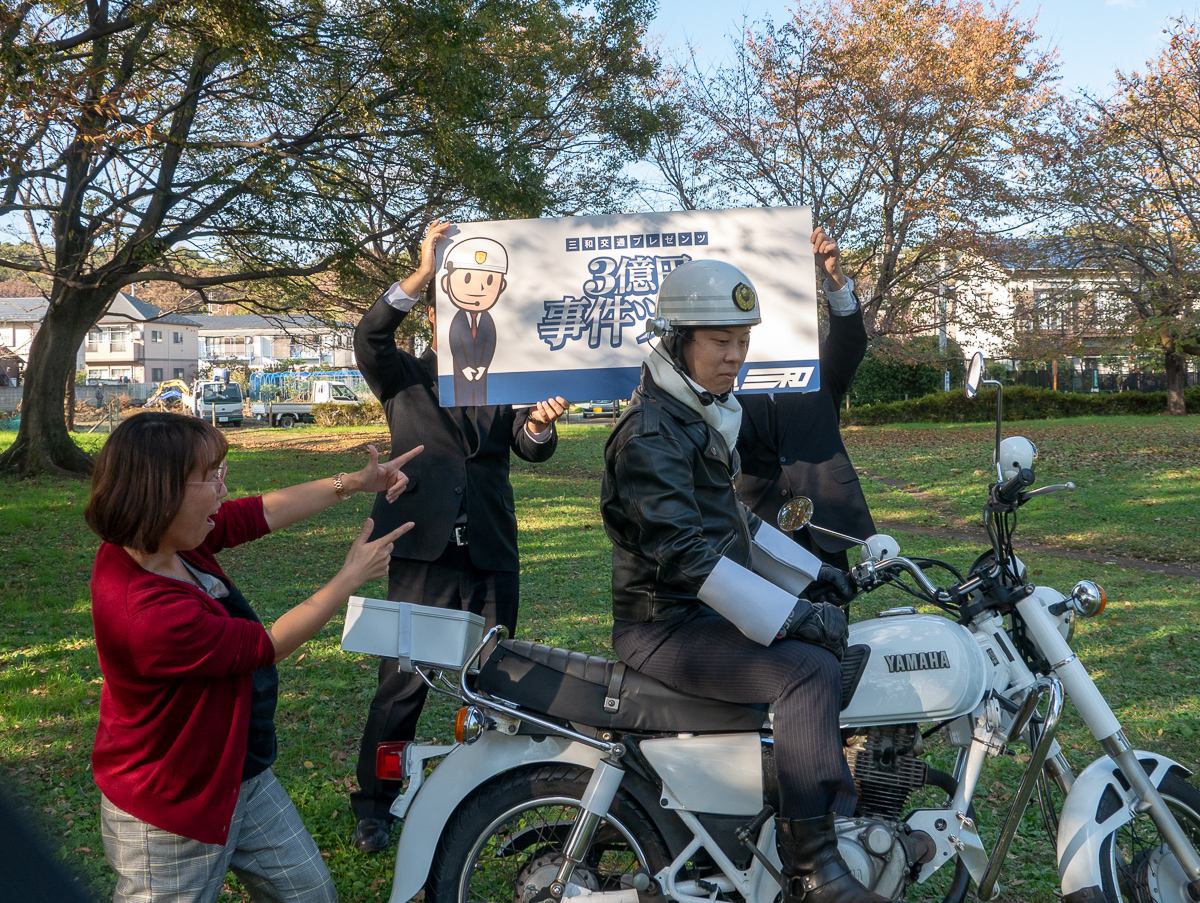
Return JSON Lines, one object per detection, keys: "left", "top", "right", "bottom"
{"left": 0, "top": 296, "right": 85, "bottom": 378}
{"left": 0, "top": 293, "right": 200, "bottom": 384}
{"left": 85, "top": 293, "right": 201, "bottom": 383}
{"left": 189, "top": 313, "right": 355, "bottom": 371}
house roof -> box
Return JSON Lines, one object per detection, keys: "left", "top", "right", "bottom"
{"left": 0, "top": 293, "right": 200, "bottom": 326}
{"left": 99, "top": 293, "right": 200, "bottom": 327}
{"left": 0, "top": 297, "right": 48, "bottom": 322}
{"left": 188, "top": 313, "right": 349, "bottom": 334}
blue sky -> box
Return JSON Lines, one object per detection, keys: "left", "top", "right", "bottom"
{"left": 649, "top": 0, "right": 1196, "bottom": 96}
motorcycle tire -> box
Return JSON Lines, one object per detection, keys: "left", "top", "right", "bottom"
{"left": 1097, "top": 773, "right": 1200, "bottom": 903}
{"left": 426, "top": 763, "right": 672, "bottom": 903}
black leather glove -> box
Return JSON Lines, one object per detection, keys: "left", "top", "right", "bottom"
{"left": 807, "top": 563, "right": 855, "bottom": 606}
{"left": 778, "top": 598, "right": 849, "bottom": 660}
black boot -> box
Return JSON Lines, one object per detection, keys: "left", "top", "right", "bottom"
{"left": 776, "top": 814, "right": 900, "bottom": 903}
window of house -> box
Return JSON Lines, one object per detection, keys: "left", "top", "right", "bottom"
{"left": 110, "top": 367, "right": 131, "bottom": 379}
{"left": 151, "top": 368, "right": 164, "bottom": 381}
{"left": 109, "top": 327, "right": 129, "bottom": 352}
{"left": 86, "top": 329, "right": 102, "bottom": 352}
{"left": 173, "top": 368, "right": 184, "bottom": 379}
{"left": 151, "top": 330, "right": 163, "bottom": 343}
{"left": 173, "top": 331, "right": 183, "bottom": 344}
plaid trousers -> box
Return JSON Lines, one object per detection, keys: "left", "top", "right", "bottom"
{"left": 100, "top": 770, "right": 336, "bottom": 903}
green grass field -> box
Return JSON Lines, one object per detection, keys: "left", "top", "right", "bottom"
{"left": 1, "top": 415, "right": 1198, "bottom": 902}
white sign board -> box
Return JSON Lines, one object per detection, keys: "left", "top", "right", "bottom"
{"left": 432, "top": 207, "right": 819, "bottom": 407}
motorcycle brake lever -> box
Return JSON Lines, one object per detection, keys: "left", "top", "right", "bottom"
{"left": 1018, "top": 482, "right": 1076, "bottom": 502}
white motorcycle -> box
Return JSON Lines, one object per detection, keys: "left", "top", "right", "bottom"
{"left": 357, "top": 353, "right": 1200, "bottom": 903}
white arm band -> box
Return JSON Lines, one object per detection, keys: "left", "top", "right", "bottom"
{"left": 751, "top": 521, "right": 823, "bottom": 595}
{"left": 697, "top": 556, "right": 797, "bottom": 646}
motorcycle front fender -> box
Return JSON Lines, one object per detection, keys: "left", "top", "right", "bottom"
{"left": 388, "top": 731, "right": 604, "bottom": 903}
{"left": 1057, "top": 750, "right": 1193, "bottom": 901}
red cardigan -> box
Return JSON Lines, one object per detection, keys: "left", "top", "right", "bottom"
{"left": 90, "top": 496, "right": 277, "bottom": 844}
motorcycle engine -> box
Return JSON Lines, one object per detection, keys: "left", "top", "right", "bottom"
{"left": 843, "top": 724, "right": 928, "bottom": 820}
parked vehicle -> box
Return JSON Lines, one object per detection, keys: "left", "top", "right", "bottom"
{"left": 352, "top": 351, "right": 1200, "bottom": 903}
{"left": 574, "top": 399, "right": 621, "bottom": 419}
{"left": 250, "top": 380, "right": 360, "bottom": 427}
{"left": 145, "top": 374, "right": 243, "bottom": 425}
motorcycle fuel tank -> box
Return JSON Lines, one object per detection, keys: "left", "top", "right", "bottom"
{"left": 841, "top": 613, "right": 989, "bottom": 727}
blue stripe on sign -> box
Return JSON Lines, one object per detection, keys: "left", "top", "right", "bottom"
{"left": 437, "top": 359, "right": 821, "bottom": 406}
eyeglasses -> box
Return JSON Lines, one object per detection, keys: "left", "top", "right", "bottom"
{"left": 188, "top": 462, "right": 227, "bottom": 487}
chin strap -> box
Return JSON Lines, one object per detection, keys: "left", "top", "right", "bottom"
{"left": 649, "top": 339, "right": 729, "bottom": 406}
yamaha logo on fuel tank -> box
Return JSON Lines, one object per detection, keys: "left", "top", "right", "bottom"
{"left": 884, "top": 651, "right": 951, "bottom": 673}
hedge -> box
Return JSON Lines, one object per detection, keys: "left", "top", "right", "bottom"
{"left": 842, "top": 385, "right": 1200, "bottom": 425}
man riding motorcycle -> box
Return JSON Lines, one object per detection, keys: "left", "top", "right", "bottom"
{"left": 601, "top": 259, "right": 896, "bottom": 903}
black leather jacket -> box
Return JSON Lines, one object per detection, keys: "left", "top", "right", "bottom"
{"left": 602, "top": 367, "right": 762, "bottom": 624}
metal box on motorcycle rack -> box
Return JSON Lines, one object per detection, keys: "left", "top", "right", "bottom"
{"left": 341, "top": 596, "right": 485, "bottom": 671}
{"left": 840, "top": 612, "right": 995, "bottom": 727}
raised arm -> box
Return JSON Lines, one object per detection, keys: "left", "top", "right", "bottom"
{"left": 261, "top": 444, "right": 423, "bottom": 531}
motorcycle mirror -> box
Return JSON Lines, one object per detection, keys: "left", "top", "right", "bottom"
{"left": 965, "top": 352, "right": 984, "bottom": 398}
{"left": 777, "top": 497, "right": 814, "bottom": 532}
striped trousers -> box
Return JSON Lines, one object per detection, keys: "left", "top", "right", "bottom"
{"left": 613, "top": 613, "right": 857, "bottom": 819}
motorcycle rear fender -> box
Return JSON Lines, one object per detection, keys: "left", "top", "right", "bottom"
{"left": 386, "top": 731, "right": 692, "bottom": 903}
{"left": 1057, "top": 750, "right": 1193, "bottom": 899}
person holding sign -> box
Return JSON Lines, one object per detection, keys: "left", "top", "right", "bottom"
{"left": 350, "top": 222, "right": 568, "bottom": 853}
{"left": 737, "top": 227, "right": 875, "bottom": 579}
{"left": 601, "top": 260, "right": 897, "bottom": 903}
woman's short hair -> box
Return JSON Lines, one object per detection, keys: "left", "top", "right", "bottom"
{"left": 85, "top": 412, "right": 228, "bottom": 553}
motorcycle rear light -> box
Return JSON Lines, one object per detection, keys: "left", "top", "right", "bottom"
{"left": 375, "top": 742, "right": 409, "bottom": 781}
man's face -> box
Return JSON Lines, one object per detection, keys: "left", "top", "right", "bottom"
{"left": 681, "top": 326, "right": 752, "bottom": 395}
{"left": 443, "top": 267, "right": 506, "bottom": 312}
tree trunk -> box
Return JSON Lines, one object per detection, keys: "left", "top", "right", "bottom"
{"left": 1164, "top": 348, "right": 1188, "bottom": 416}
{"left": 0, "top": 288, "right": 110, "bottom": 478}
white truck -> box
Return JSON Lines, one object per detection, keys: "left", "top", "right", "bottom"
{"left": 181, "top": 371, "right": 244, "bottom": 426}
{"left": 249, "top": 379, "right": 361, "bottom": 427}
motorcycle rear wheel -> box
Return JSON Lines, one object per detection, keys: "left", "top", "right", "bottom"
{"left": 426, "top": 763, "right": 671, "bottom": 903}
{"left": 1098, "top": 774, "right": 1200, "bottom": 903}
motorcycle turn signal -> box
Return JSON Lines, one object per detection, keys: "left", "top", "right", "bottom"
{"left": 455, "top": 706, "right": 487, "bottom": 744}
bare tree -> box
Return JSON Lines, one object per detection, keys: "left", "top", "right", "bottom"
{"left": 1051, "top": 17, "right": 1200, "bottom": 415}
{"left": 650, "top": 0, "right": 1058, "bottom": 344}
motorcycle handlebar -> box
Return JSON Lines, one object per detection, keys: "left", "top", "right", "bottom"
{"left": 994, "top": 467, "right": 1035, "bottom": 505}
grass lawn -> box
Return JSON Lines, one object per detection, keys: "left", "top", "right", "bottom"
{"left": 1, "top": 415, "right": 1198, "bottom": 903}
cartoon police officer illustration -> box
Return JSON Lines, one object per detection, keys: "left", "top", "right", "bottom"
{"left": 440, "top": 237, "right": 508, "bottom": 405}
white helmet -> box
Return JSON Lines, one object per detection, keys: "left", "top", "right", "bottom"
{"left": 444, "top": 237, "right": 508, "bottom": 274}
{"left": 647, "top": 260, "right": 761, "bottom": 337}
{"left": 998, "top": 436, "right": 1037, "bottom": 480}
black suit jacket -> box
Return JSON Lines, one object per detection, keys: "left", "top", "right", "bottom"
{"left": 736, "top": 307, "right": 875, "bottom": 557}
{"left": 354, "top": 296, "right": 556, "bottom": 571}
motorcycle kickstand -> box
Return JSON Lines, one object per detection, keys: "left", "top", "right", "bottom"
{"left": 550, "top": 755, "right": 627, "bottom": 899}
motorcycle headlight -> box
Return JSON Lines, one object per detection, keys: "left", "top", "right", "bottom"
{"left": 1071, "top": 581, "right": 1106, "bottom": 617}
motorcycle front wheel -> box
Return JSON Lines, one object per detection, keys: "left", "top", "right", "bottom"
{"left": 426, "top": 763, "right": 671, "bottom": 903}
{"left": 1098, "top": 773, "right": 1200, "bottom": 903}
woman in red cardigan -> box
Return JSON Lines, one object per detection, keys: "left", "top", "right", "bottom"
{"left": 85, "top": 412, "right": 420, "bottom": 902}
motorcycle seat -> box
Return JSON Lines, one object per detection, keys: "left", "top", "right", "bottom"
{"left": 475, "top": 639, "right": 769, "bottom": 733}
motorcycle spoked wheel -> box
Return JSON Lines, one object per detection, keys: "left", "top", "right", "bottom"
{"left": 426, "top": 763, "right": 671, "bottom": 903}
{"left": 1098, "top": 774, "right": 1200, "bottom": 903}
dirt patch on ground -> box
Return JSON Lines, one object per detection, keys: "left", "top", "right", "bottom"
{"left": 226, "top": 426, "right": 388, "bottom": 457}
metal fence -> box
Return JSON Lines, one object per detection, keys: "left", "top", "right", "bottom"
{"left": 1006, "top": 368, "right": 1199, "bottom": 393}
{"left": 247, "top": 370, "right": 374, "bottom": 401}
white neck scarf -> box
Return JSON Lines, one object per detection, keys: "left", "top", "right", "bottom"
{"left": 644, "top": 342, "right": 743, "bottom": 455}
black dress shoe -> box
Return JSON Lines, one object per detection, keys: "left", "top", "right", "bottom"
{"left": 354, "top": 817, "right": 392, "bottom": 853}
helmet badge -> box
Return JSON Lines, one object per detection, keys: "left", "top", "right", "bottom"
{"left": 475, "top": 251, "right": 488, "bottom": 265}
{"left": 732, "top": 282, "right": 756, "bottom": 312}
